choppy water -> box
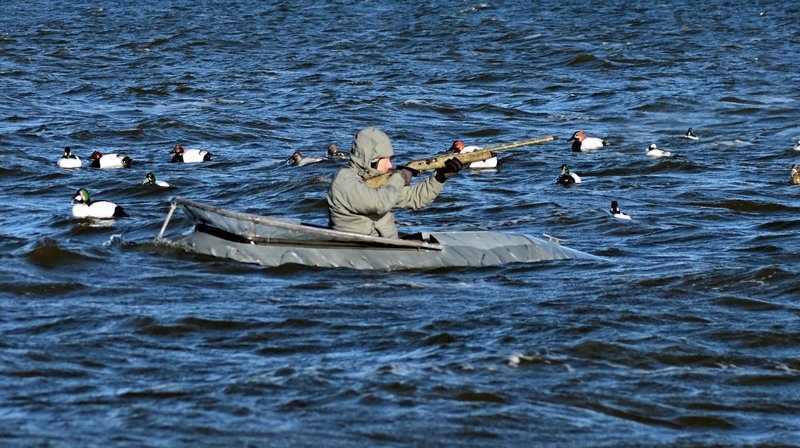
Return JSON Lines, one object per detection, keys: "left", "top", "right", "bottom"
{"left": 2, "top": 1, "right": 800, "bottom": 446}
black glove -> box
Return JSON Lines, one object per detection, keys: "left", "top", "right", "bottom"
{"left": 396, "top": 166, "right": 419, "bottom": 186}
{"left": 434, "top": 157, "right": 463, "bottom": 183}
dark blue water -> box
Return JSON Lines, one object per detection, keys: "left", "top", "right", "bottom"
{"left": 2, "top": 1, "right": 800, "bottom": 446}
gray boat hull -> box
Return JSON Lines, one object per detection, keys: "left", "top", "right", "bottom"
{"left": 160, "top": 198, "right": 598, "bottom": 271}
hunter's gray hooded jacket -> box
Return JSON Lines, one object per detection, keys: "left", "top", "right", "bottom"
{"left": 327, "top": 127, "right": 444, "bottom": 238}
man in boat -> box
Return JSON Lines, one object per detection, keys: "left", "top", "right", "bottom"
{"left": 327, "top": 126, "right": 462, "bottom": 239}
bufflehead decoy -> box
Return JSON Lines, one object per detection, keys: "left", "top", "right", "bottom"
{"left": 646, "top": 143, "right": 672, "bottom": 158}
{"left": 57, "top": 146, "right": 81, "bottom": 168}
{"left": 610, "top": 200, "right": 631, "bottom": 220}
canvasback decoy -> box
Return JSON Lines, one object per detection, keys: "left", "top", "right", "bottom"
{"left": 793, "top": 140, "right": 800, "bottom": 151}
{"left": 646, "top": 143, "right": 672, "bottom": 158}
{"left": 556, "top": 164, "right": 581, "bottom": 184}
{"left": 610, "top": 201, "right": 631, "bottom": 220}
{"left": 71, "top": 188, "right": 128, "bottom": 219}
{"left": 789, "top": 164, "right": 800, "bottom": 185}
{"left": 287, "top": 151, "right": 324, "bottom": 167}
{"left": 57, "top": 146, "right": 81, "bottom": 168}
{"left": 684, "top": 128, "right": 699, "bottom": 140}
{"left": 568, "top": 131, "right": 605, "bottom": 152}
{"left": 142, "top": 172, "right": 170, "bottom": 188}
{"left": 90, "top": 151, "right": 132, "bottom": 168}
{"left": 447, "top": 140, "right": 497, "bottom": 169}
{"left": 326, "top": 143, "right": 347, "bottom": 159}
{"left": 171, "top": 144, "right": 212, "bottom": 163}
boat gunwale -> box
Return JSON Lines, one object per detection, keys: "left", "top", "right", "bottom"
{"left": 194, "top": 223, "right": 441, "bottom": 251}
{"left": 172, "top": 197, "right": 443, "bottom": 251}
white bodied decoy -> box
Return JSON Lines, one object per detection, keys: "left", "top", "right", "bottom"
{"left": 568, "top": 131, "right": 605, "bottom": 152}
{"left": 57, "top": 146, "right": 81, "bottom": 168}
{"left": 90, "top": 151, "right": 132, "bottom": 168}
{"left": 610, "top": 200, "right": 631, "bottom": 220}
{"left": 646, "top": 143, "right": 672, "bottom": 158}
{"left": 448, "top": 140, "right": 497, "bottom": 169}
{"left": 71, "top": 188, "right": 128, "bottom": 219}
{"left": 171, "top": 144, "right": 212, "bottom": 163}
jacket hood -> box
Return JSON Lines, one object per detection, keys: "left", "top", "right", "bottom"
{"left": 349, "top": 127, "right": 394, "bottom": 177}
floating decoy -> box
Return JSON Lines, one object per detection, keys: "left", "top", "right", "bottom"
{"left": 171, "top": 144, "right": 212, "bottom": 163}
{"left": 71, "top": 188, "right": 128, "bottom": 218}
{"left": 568, "top": 131, "right": 605, "bottom": 152}
{"left": 57, "top": 146, "right": 81, "bottom": 168}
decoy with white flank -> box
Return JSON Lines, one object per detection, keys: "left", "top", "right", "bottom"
{"left": 287, "top": 151, "right": 324, "bottom": 167}
{"left": 57, "top": 146, "right": 81, "bottom": 168}
{"left": 448, "top": 140, "right": 497, "bottom": 169}
{"left": 90, "top": 151, "right": 132, "bottom": 168}
{"left": 646, "top": 143, "right": 672, "bottom": 158}
{"left": 71, "top": 188, "right": 128, "bottom": 219}
{"left": 142, "top": 172, "right": 170, "bottom": 188}
{"left": 793, "top": 140, "right": 800, "bottom": 151}
{"left": 610, "top": 201, "right": 631, "bottom": 220}
{"left": 556, "top": 164, "right": 581, "bottom": 184}
{"left": 171, "top": 144, "right": 212, "bottom": 163}
{"left": 568, "top": 131, "right": 605, "bottom": 152}
{"left": 684, "top": 128, "right": 699, "bottom": 140}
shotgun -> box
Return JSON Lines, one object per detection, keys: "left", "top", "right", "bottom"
{"left": 364, "top": 135, "right": 556, "bottom": 188}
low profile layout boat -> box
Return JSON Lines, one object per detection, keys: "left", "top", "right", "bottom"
{"left": 157, "top": 198, "right": 598, "bottom": 270}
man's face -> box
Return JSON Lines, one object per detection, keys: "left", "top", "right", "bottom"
{"left": 376, "top": 157, "right": 393, "bottom": 173}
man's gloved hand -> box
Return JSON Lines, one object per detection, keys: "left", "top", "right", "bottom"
{"left": 434, "top": 157, "right": 463, "bottom": 183}
{"left": 396, "top": 166, "right": 419, "bottom": 186}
